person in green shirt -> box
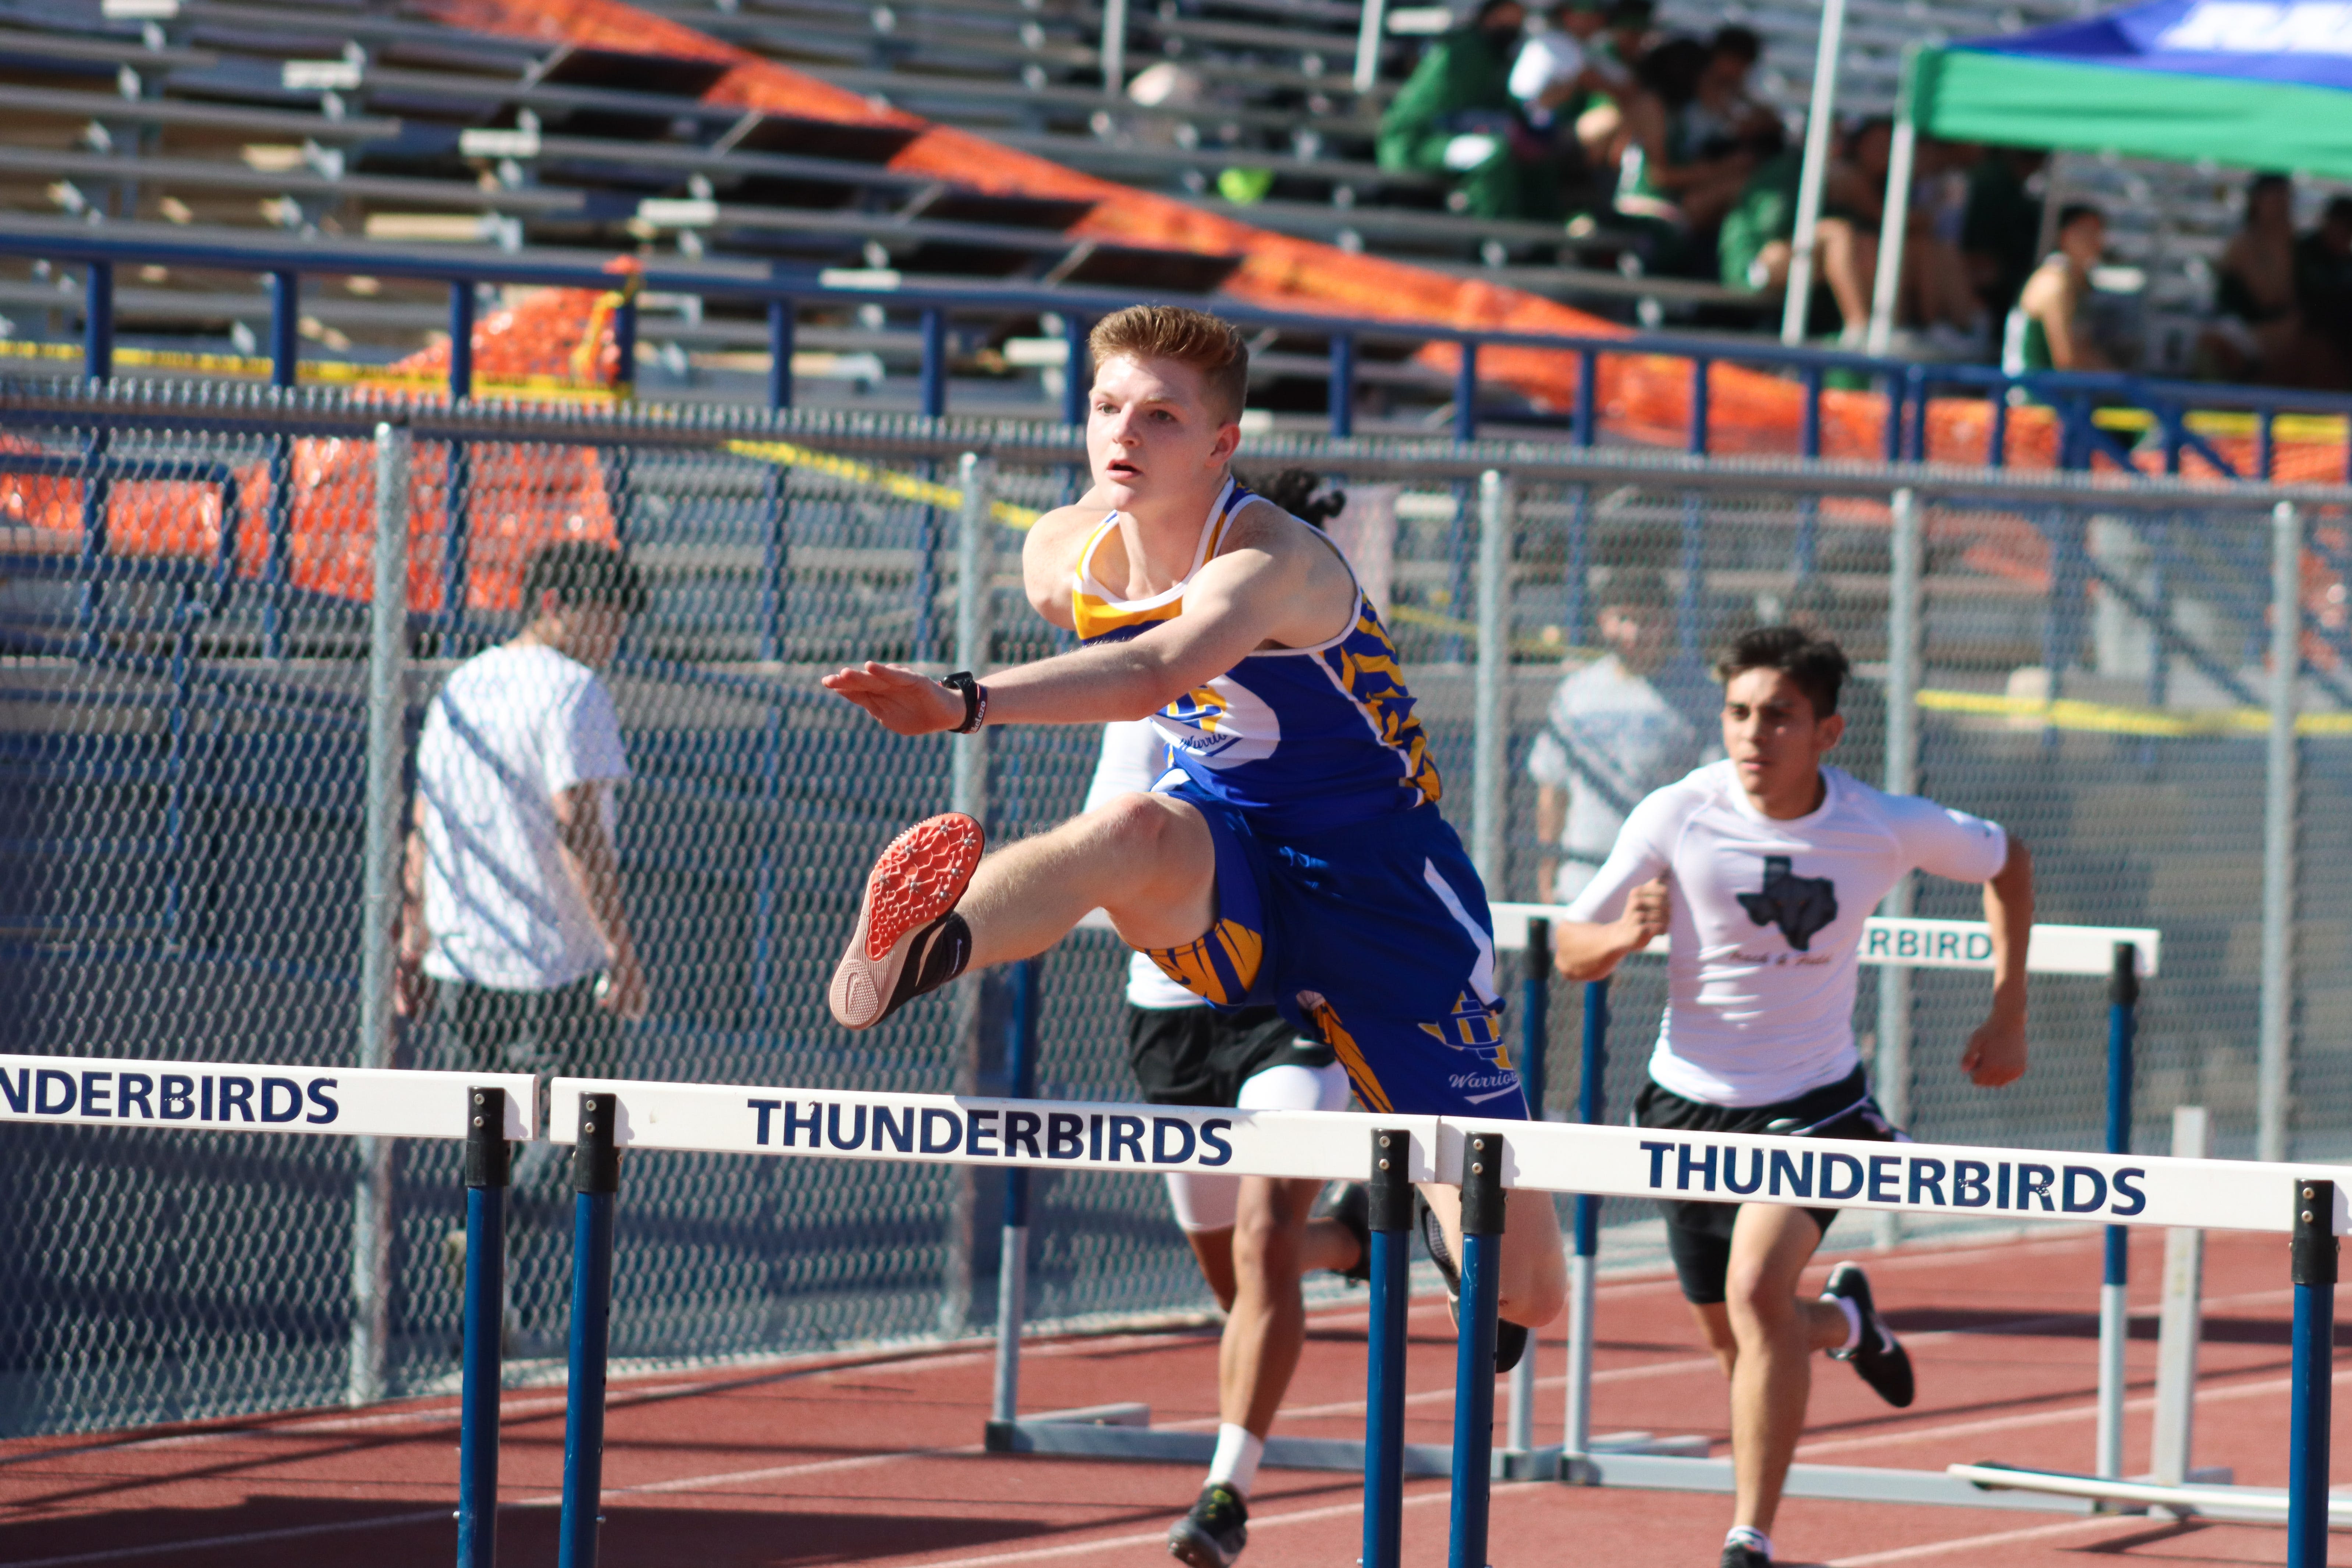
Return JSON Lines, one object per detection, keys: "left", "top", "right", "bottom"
{"left": 1378, "top": 0, "right": 1564, "bottom": 220}
{"left": 1715, "top": 124, "right": 1877, "bottom": 335}
{"left": 2011, "top": 203, "right": 2110, "bottom": 373}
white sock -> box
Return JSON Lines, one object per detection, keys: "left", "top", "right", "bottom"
{"left": 1725, "top": 1524, "right": 1773, "bottom": 1559}
{"left": 1206, "top": 1423, "right": 1264, "bottom": 1497}
{"left": 1827, "top": 1293, "right": 1863, "bottom": 1354}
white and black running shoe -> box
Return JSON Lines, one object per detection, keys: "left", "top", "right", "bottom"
{"left": 827, "top": 813, "right": 984, "bottom": 1031}
{"left": 1824, "top": 1260, "right": 1914, "bottom": 1408}
{"left": 1720, "top": 1542, "right": 1771, "bottom": 1568}
{"left": 1167, "top": 1482, "right": 1248, "bottom": 1568}
{"left": 1417, "top": 1195, "right": 1529, "bottom": 1373}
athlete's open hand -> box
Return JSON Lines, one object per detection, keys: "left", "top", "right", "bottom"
{"left": 1617, "top": 877, "right": 1670, "bottom": 951}
{"left": 1959, "top": 1008, "right": 2027, "bottom": 1088}
{"left": 823, "top": 661, "right": 966, "bottom": 735}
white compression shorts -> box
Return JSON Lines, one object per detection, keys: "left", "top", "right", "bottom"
{"left": 1163, "top": 1059, "right": 1353, "bottom": 1233}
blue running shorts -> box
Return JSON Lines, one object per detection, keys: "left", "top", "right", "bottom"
{"left": 1137, "top": 785, "right": 1528, "bottom": 1120}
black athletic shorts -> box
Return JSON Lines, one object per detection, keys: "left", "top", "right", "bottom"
{"left": 1126, "top": 1003, "right": 1335, "bottom": 1109}
{"left": 1634, "top": 1065, "right": 1901, "bottom": 1305}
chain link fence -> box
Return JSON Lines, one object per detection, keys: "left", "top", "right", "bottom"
{"left": 2, "top": 378, "right": 2345, "bottom": 1437}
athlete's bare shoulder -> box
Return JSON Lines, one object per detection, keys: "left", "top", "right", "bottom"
{"left": 1212, "top": 493, "right": 1357, "bottom": 645}
{"left": 1021, "top": 500, "right": 1108, "bottom": 630}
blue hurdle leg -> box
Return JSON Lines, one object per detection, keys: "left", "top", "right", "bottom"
{"left": 2288, "top": 1177, "right": 2337, "bottom": 1568}
{"left": 2097, "top": 942, "right": 2137, "bottom": 1479}
{"left": 558, "top": 1093, "right": 621, "bottom": 1568}
{"left": 456, "top": 1087, "right": 510, "bottom": 1568}
{"left": 1448, "top": 1131, "right": 1506, "bottom": 1568}
{"left": 1363, "top": 1127, "right": 1413, "bottom": 1568}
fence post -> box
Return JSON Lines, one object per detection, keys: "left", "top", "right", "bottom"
{"left": 2287, "top": 1177, "right": 2336, "bottom": 1568}
{"left": 943, "top": 455, "right": 994, "bottom": 1335}
{"left": 558, "top": 1093, "right": 622, "bottom": 1568}
{"left": 1362, "top": 1126, "right": 1413, "bottom": 1568}
{"left": 1471, "top": 470, "right": 1510, "bottom": 887}
{"left": 1329, "top": 334, "right": 1354, "bottom": 439}
{"left": 2258, "top": 502, "right": 2299, "bottom": 1164}
{"left": 1447, "top": 1131, "right": 1504, "bottom": 1568}
{"left": 1875, "top": 487, "right": 1921, "bottom": 1246}
{"left": 1350, "top": 0, "right": 1386, "bottom": 92}
{"left": 990, "top": 957, "right": 1040, "bottom": 1427}
{"left": 348, "top": 421, "right": 409, "bottom": 1408}
{"left": 2095, "top": 941, "right": 2136, "bottom": 1480}
{"left": 1563, "top": 977, "right": 1606, "bottom": 1469}
{"left": 457, "top": 1085, "right": 511, "bottom": 1568}
{"left": 1504, "top": 921, "right": 1549, "bottom": 1461}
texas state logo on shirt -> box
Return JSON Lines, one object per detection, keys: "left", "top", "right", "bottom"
{"left": 1736, "top": 855, "right": 1840, "bottom": 951}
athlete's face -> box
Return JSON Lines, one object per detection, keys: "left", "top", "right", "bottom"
{"left": 1721, "top": 667, "right": 1844, "bottom": 818}
{"left": 1087, "top": 354, "right": 1241, "bottom": 515}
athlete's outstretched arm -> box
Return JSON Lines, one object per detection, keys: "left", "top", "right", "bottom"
{"left": 824, "top": 524, "right": 1329, "bottom": 733}
{"left": 1959, "top": 836, "right": 2033, "bottom": 1088}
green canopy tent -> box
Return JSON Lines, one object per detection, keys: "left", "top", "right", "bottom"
{"left": 1864, "top": 0, "right": 2352, "bottom": 351}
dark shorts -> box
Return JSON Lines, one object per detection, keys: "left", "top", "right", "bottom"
{"left": 1634, "top": 1066, "right": 1901, "bottom": 1305}
{"left": 1126, "top": 1003, "right": 1336, "bottom": 1109}
{"left": 443, "top": 976, "right": 619, "bottom": 1082}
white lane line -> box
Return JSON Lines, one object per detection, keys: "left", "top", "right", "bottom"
{"left": 1821, "top": 1514, "right": 2146, "bottom": 1565}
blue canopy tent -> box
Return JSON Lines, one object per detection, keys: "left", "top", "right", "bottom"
{"left": 1864, "top": 0, "right": 2352, "bottom": 349}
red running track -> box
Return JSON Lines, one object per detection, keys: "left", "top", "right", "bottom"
{"left": 1, "top": 1227, "right": 2347, "bottom": 1567}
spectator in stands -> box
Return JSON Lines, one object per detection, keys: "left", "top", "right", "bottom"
{"left": 2202, "top": 174, "right": 2333, "bottom": 386}
{"left": 1683, "top": 28, "right": 1782, "bottom": 164}
{"left": 1378, "top": 0, "right": 1564, "bottom": 220}
{"left": 1529, "top": 569, "right": 1703, "bottom": 903}
{"left": 400, "top": 542, "right": 649, "bottom": 1346}
{"left": 1510, "top": 0, "right": 1614, "bottom": 163}
{"left": 1564, "top": 0, "right": 1652, "bottom": 173}
{"left": 1719, "top": 117, "right": 1975, "bottom": 342}
{"left": 2010, "top": 202, "right": 2111, "bottom": 372}
{"left": 2297, "top": 196, "right": 2352, "bottom": 385}
{"left": 1961, "top": 146, "right": 2046, "bottom": 320}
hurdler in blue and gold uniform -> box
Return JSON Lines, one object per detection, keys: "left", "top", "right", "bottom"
{"left": 1074, "top": 478, "right": 1526, "bottom": 1119}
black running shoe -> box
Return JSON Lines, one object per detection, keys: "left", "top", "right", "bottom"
{"left": 1824, "top": 1260, "right": 1914, "bottom": 1408}
{"left": 1720, "top": 1543, "right": 1771, "bottom": 1568}
{"left": 1167, "top": 1482, "right": 1248, "bottom": 1568}
{"left": 1416, "top": 1195, "right": 1529, "bottom": 1374}
{"left": 1313, "top": 1181, "right": 1371, "bottom": 1284}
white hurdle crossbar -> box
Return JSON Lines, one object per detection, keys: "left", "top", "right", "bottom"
{"left": 0, "top": 1054, "right": 537, "bottom": 1568}
{"left": 541, "top": 1078, "right": 2341, "bottom": 1568}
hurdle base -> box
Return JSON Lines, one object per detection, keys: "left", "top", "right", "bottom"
{"left": 1559, "top": 1452, "right": 2107, "bottom": 1514}
{"left": 1948, "top": 1462, "right": 2338, "bottom": 1526}
{"left": 987, "top": 1410, "right": 1456, "bottom": 1477}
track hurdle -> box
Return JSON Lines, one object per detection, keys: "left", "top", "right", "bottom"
{"left": 0, "top": 1054, "right": 536, "bottom": 1568}
{"left": 540, "top": 1081, "right": 2344, "bottom": 1568}
{"left": 541, "top": 1078, "right": 1443, "bottom": 1568}
{"left": 1427, "top": 1114, "right": 2345, "bottom": 1556}
{"left": 1486, "top": 905, "right": 2171, "bottom": 1509}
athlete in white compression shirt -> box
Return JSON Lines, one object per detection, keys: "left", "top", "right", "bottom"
{"left": 1555, "top": 627, "right": 2035, "bottom": 1568}
{"left": 1566, "top": 758, "right": 2009, "bottom": 1107}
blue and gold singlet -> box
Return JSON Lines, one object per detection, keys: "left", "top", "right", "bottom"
{"left": 1072, "top": 478, "right": 1439, "bottom": 838}
{"left": 1074, "top": 479, "right": 1527, "bottom": 1123}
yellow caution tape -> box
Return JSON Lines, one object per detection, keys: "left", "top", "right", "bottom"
{"left": 2086, "top": 405, "right": 2349, "bottom": 446}
{"left": 1917, "top": 686, "right": 2352, "bottom": 737}
{"left": 723, "top": 438, "right": 1042, "bottom": 530}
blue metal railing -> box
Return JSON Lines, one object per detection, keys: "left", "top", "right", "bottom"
{"left": 5, "top": 227, "right": 2352, "bottom": 465}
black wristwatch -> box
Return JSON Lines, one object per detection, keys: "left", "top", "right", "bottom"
{"left": 942, "top": 670, "right": 988, "bottom": 734}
